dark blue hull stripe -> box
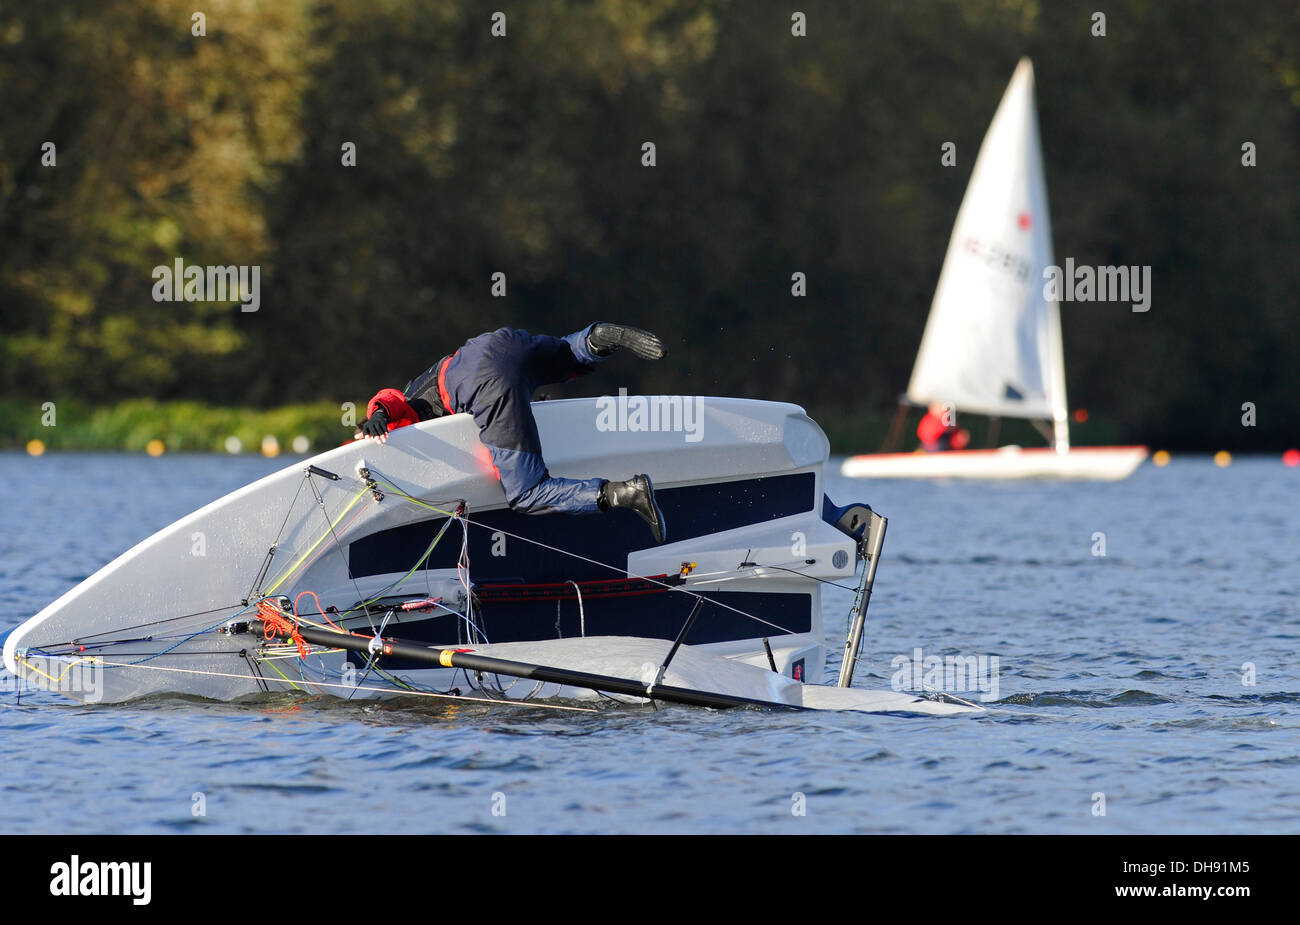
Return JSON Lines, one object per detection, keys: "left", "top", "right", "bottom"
{"left": 348, "top": 472, "right": 816, "bottom": 582}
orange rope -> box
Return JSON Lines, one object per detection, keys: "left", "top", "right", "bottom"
{"left": 294, "top": 590, "right": 343, "bottom": 632}
{"left": 257, "top": 599, "right": 308, "bottom": 659}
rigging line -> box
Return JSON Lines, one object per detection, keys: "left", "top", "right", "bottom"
{"left": 17, "top": 656, "right": 97, "bottom": 687}
{"left": 265, "top": 485, "right": 372, "bottom": 595}
{"left": 281, "top": 512, "right": 457, "bottom": 636}
{"left": 351, "top": 610, "right": 393, "bottom": 696}
{"left": 307, "top": 477, "right": 376, "bottom": 629}
{"left": 292, "top": 651, "right": 420, "bottom": 694}
{"left": 129, "top": 615, "right": 237, "bottom": 665}
{"left": 36, "top": 633, "right": 209, "bottom": 656}
{"left": 737, "top": 564, "right": 862, "bottom": 591}
{"left": 31, "top": 486, "right": 371, "bottom": 656}
{"left": 270, "top": 597, "right": 485, "bottom": 643}
{"left": 245, "top": 471, "right": 310, "bottom": 604}
{"left": 270, "top": 501, "right": 375, "bottom": 605}
{"left": 258, "top": 648, "right": 341, "bottom": 661}
{"left": 275, "top": 522, "right": 460, "bottom": 644}
{"left": 293, "top": 599, "right": 483, "bottom": 639}
{"left": 341, "top": 658, "right": 421, "bottom": 692}
{"left": 33, "top": 602, "right": 252, "bottom": 648}
{"left": 458, "top": 509, "right": 478, "bottom": 642}
{"left": 372, "top": 667, "right": 422, "bottom": 692}
{"left": 31, "top": 616, "right": 247, "bottom": 665}
{"left": 350, "top": 512, "right": 459, "bottom": 616}
{"left": 84, "top": 658, "right": 598, "bottom": 712}
{"left": 65, "top": 484, "right": 367, "bottom": 662}
{"left": 294, "top": 590, "right": 342, "bottom": 633}
{"left": 279, "top": 647, "right": 395, "bottom": 692}
{"left": 241, "top": 649, "right": 270, "bottom": 694}
{"left": 274, "top": 471, "right": 311, "bottom": 547}
{"left": 370, "top": 475, "right": 799, "bottom": 637}
{"left": 569, "top": 580, "right": 586, "bottom": 637}
{"left": 32, "top": 648, "right": 262, "bottom": 659}
{"left": 301, "top": 511, "right": 466, "bottom": 641}
{"left": 258, "top": 651, "right": 306, "bottom": 692}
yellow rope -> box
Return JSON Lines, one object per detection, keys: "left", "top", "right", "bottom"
{"left": 18, "top": 656, "right": 97, "bottom": 686}
{"left": 265, "top": 486, "right": 372, "bottom": 594}
{"left": 255, "top": 653, "right": 305, "bottom": 691}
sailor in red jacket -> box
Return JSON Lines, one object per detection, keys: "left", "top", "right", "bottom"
{"left": 917, "top": 402, "right": 970, "bottom": 452}
{"left": 357, "top": 323, "right": 668, "bottom": 543}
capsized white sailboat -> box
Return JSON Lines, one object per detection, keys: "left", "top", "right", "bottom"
{"left": 2, "top": 397, "right": 978, "bottom": 716}
{"left": 843, "top": 59, "right": 1146, "bottom": 481}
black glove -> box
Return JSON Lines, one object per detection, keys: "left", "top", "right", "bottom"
{"left": 359, "top": 407, "right": 389, "bottom": 438}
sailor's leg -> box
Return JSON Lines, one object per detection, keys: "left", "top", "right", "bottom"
{"left": 517, "top": 324, "right": 604, "bottom": 386}
{"left": 496, "top": 452, "right": 604, "bottom": 514}
{"left": 583, "top": 322, "right": 667, "bottom": 360}
{"left": 561, "top": 323, "right": 604, "bottom": 368}
{"left": 471, "top": 375, "right": 601, "bottom": 514}
{"left": 482, "top": 420, "right": 665, "bottom": 536}
{"left": 559, "top": 322, "right": 666, "bottom": 365}
{"left": 483, "top": 441, "right": 602, "bottom": 515}
{"left": 597, "top": 473, "right": 666, "bottom": 543}
{"left": 527, "top": 322, "right": 667, "bottom": 384}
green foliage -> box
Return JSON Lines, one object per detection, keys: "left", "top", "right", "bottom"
{"left": 0, "top": 398, "right": 350, "bottom": 453}
{"left": 1, "top": 0, "right": 1296, "bottom": 450}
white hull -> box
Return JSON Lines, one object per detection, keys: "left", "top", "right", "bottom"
{"left": 841, "top": 445, "right": 1147, "bottom": 481}
{"left": 4, "top": 397, "right": 977, "bottom": 716}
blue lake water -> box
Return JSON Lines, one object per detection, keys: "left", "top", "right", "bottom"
{"left": 1, "top": 452, "right": 1296, "bottom": 833}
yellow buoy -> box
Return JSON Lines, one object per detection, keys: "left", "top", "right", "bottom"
{"left": 1213, "top": 450, "right": 1232, "bottom": 467}
{"left": 261, "top": 435, "right": 281, "bottom": 458}
{"left": 1152, "top": 450, "right": 1171, "bottom": 467}
{"left": 26, "top": 439, "right": 46, "bottom": 456}
{"left": 145, "top": 439, "right": 165, "bottom": 456}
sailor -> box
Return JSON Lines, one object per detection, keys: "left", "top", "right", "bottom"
{"left": 916, "top": 401, "right": 970, "bottom": 452}
{"left": 357, "top": 323, "right": 668, "bottom": 543}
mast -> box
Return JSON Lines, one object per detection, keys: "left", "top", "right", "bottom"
{"left": 1047, "top": 296, "right": 1070, "bottom": 452}
{"left": 247, "top": 619, "right": 794, "bottom": 711}
{"left": 837, "top": 511, "right": 887, "bottom": 688}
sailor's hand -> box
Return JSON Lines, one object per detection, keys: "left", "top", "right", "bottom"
{"left": 358, "top": 407, "right": 390, "bottom": 442}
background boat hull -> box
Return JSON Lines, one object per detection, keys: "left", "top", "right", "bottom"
{"left": 841, "top": 446, "right": 1148, "bottom": 480}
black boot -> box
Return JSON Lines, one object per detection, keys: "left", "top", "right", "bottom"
{"left": 586, "top": 323, "right": 666, "bottom": 360}
{"left": 599, "top": 474, "right": 667, "bottom": 544}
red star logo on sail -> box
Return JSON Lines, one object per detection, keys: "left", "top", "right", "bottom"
{"left": 1017, "top": 211, "right": 1032, "bottom": 230}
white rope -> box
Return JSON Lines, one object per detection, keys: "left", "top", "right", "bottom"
{"left": 568, "top": 580, "right": 585, "bottom": 637}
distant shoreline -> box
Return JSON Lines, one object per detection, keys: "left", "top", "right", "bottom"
{"left": 1, "top": 398, "right": 349, "bottom": 456}
{"left": 2, "top": 399, "right": 1290, "bottom": 455}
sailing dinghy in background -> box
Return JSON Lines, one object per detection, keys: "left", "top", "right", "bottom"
{"left": 842, "top": 59, "right": 1146, "bottom": 481}
{"left": 2, "top": 397, "right": 977, "bottom": 716}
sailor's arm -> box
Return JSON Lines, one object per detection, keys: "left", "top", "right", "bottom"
{"left": 357, "top": 387, "right": 421, "bottom": 442}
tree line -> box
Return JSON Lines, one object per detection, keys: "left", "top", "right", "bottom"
{"left": 1, "top": 0, "right": 1296, "bottom": 450}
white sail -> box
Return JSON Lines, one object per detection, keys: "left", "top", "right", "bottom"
{"left": 906, "top": 58, "right": 1069, "bottom": 447}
